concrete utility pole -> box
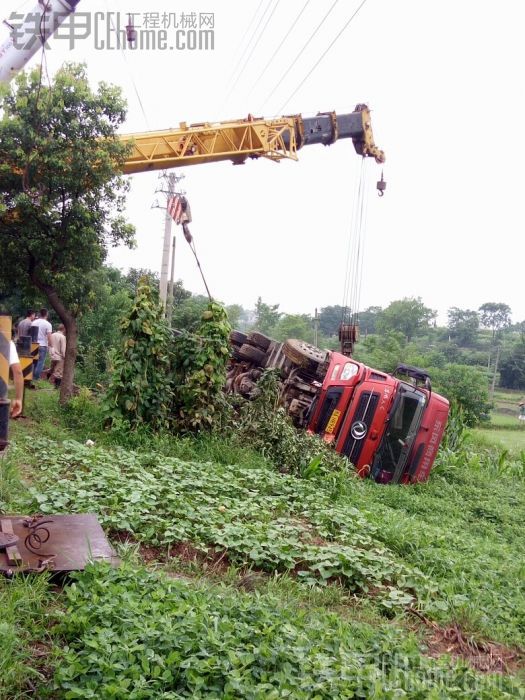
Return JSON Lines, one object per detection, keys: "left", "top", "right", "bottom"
{"left": 159, "top": 172, "right": 178, "bottom": 309}
{"left": 313, "top": 308, "right": 319, "bottom": 346}
{"left": 166, "top": 236, "right": 176, "bottom": 324}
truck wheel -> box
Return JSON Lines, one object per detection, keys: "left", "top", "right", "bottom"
{"left": 230, "top": 330, "right": 248, "bottom": 346}
{"left": 283, "top": 339, "right": 327, "bottom": 368}
{"left": 247, "top": 331, "right": 272, "bottom": 352}
{"left": 237, "top": 343, "right": 267, "bottom": 366}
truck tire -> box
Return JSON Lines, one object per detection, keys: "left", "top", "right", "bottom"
{"left": 237, "top": 343, "right": 267, "bottom": 366}
{"left": 230, "top": 330, "right": 248, "bottom": 346}
{"left": 247, "top": 331, "right": 272, "bottom": 352}
{"left": 283, "top": 339, "right": 327, "bottom": 368}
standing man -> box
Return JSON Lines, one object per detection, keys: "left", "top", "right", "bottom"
{"left": 17, "top": 309, "right": 35, "bottom": 339}
{"left": 49, "top": 324, "right": 66, "bottom": 387}
{"left": 9, "top": 340, "right": 23, "bottom": 417}
{"left": 31, "top": 308, "right": 52, "bottom": 380}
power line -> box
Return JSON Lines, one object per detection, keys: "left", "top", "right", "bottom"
{"left": 277, "top": 0, "right": 369, "bottom": 113}
{"left": 224, "top": 0, "right": 274, "bottom": 95}
{"left": 224, "top": 0, "right": 265, "bottom": 83}
{"left": 246, "top": 0, "right": 312, "bottom": 100}
{"left": 226, "top": 0, "right": 282, "bottom": 101}
{"left": 259, "top": 0, "right": 340, "bottom": 113}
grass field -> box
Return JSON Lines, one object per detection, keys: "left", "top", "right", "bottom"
{"left": 0, "top": 387, "right": 524, "bottom": 698}
{"left": 476, "top": 387, "right": 525, "bottom": 453}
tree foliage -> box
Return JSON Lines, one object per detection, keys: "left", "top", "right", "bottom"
{"left": 104, "top": 278, "right": 173, "bottom": 431}
{"left": 253, "top": 297, "right": 281, "bottom": 335}
{"left": 273, "top": 314, "right": 313, "bottom": 343}
{"left": 0, "top": 63, "right": 134, "bottom": 401}
{"left": 478, "top": 302, "right": 512, "bottom": 341}
{"left": 431, "top": 364, "right": 491, "bottom": 426}
{"left": 377, "top": 297, "right": 436, "bottom": 342}
{"left": 447, "top": 307, "right": 480, "bottom": 346}
{"left": 318, "top": 305, "right": 345, "bottom": 337}
{"left": 499, "top": 339, "right": 525, "bottom": 389}
{"left": 172, "top": 302, "right": 232, "bottom": 433}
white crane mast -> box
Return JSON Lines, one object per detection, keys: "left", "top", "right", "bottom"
{"left": 0, "top": 0, "right": 81, "bottom": 84}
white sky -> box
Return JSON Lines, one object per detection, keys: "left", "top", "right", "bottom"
{"left": 2, "top": 0, "right": 525, "bottom": 324}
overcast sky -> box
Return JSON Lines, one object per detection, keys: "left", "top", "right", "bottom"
{"left": 2, "top": 0, "right": 524, "bottom": 325}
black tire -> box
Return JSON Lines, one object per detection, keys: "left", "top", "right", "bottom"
{"left": 283, "top": 339, "right": 327, "bottom": 368}
{"left": 237, "top": 343, "right": 267, "bottom": 366}
{"left": 230, "top": 330, "right": 248, "bottom": 346}
{"left": 247, "top": 331, "right": 272, "bottom": 352}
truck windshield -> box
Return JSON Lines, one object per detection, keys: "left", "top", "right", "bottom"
{"left": 371, "top": 387, "right": 426, "bottom": 483}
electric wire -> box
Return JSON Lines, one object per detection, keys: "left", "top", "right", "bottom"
{"left": 224, "top": 0, "right": 265, "bottom": 87}
{"left": 224, "top": 0, "right": 274, "bottom": 96}
{"left": 225, "top": 0, "right": 281, "bottom": 101}
{"left": 246, "top": 0, "right": 312, "bottom": 100}
{"left": 276, "top": 0, "right": 369, "bottom": 113}
{"left": 258, "top": 0, "right": 340, "bottom": 113}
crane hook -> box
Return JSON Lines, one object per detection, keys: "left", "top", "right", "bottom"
{"left": 376, "top": 170, "right": 386, "bottom": 197}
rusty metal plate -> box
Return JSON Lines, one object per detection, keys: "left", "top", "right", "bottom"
{"left": 0, "top": 514, "right": 119, "bottom": 574}
{"left": 0, "top": 532, "right": 19, "bottom": 549}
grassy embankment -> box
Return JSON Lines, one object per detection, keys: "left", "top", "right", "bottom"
{"left": 0, "top": 385, "right": 524, "bottom": 698}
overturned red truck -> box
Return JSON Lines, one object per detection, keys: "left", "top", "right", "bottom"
{"left": 227, "top": 333, "right": 449, "bottom": 484}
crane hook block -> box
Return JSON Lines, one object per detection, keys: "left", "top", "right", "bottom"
{"left": 126, "top": 15, "right": 137, "bottom": 46}
{"left": 376, "top": 171, "right": 386, "bottom": 197}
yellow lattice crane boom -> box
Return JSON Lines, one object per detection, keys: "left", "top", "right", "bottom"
{"left": 119, "top": 104, "right": 384, "bottom": 175}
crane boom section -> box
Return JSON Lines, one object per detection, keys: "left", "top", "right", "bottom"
{"left": 120, "top": 118, "right": 299, "bottom": 175}
{"left": 119, "top": 105, "right": 384, "bottom": 175}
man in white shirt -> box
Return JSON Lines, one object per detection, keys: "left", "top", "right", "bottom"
{"left": 31, "top": 308, "right": 52, "bottom": 380}
{"left": 9, "top": 341, "right": 23, "bottom": 417}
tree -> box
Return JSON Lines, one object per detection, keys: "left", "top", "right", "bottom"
{"left": 273, "top": 314, "right": 314, "bottom": 343}
{"left": 357, "top": 306, "right": 382, "bottom": 336}
{"left": 431, "top": 364, "right": 491, "bottom": 426}
{"left": 105, "top": 278, "right": 173, "bottom": 430}
{"left": 253, "top": 297, "right": 281, "bottom": 335}
{"left": 318, "top": 305, "right": 345, "bottom": 337}
{"left": 377, "top": 297, "right": 436, "bottom": 342}
{"left": 77, "top": 266, "right": 133, "bottom": 386}
{"left": 499, "top": 340, "right": 525, "bottom": 389}
{"left": 0, "top": 64, "right": 134, "bottom": 401}
{"left": 172, "top": 294, "right": 210, "bottom": 331}
{"left": 478, "top": 302, "right": 512, "bottom": 341}
{"left": 447, "top": 307, "right": 480, "bottom": 346}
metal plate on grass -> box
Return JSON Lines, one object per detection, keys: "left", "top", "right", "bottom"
{"left": 0, "top": 514, "right": 119, "bottom": 574}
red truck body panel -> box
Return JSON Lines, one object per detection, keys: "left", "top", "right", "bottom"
{"left": 307, "top": 352, "right": 449, "bottom": 484}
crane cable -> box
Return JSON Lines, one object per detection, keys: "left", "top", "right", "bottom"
{"left": 341, "top": 157, "right": 370, "bottom": 331}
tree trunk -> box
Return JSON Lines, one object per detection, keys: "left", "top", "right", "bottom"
{"left": 29, "top": 275, "right": 78, "bottom": 403}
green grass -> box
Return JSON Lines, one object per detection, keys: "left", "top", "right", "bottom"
{"left": 3, "top": 390, "right": 525, "bottom": 697}
{"left": 0, "top": 574, "right": 58, "bottom": 700}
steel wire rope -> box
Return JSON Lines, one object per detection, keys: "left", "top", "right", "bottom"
{"left": 225, "top": 0, "right": 282, "bottom": 102}
{"left": 106, "top": 0, "right": 150, "bottom": 130}
{"left": 245, "top": 0, "right": 312, "bottom": 101}
{"left": 353, "top": 159, "right": 371, "bottom": 327}
{"left": 341, "top": 158, "right": 367, "bottom": 330}
{"left": 340, "top": 159, "right": 362, "bottom": 324}
{"left": 349, "top": 159, "right": 370, "bottom": 328}
{"left": 276, "top": 0, "right": 369, "bottom": 114}
{"left": 222, "top": 0, "right": 274, "bottom": 101}
{"left": 258, "top": 0, "right": 340, "bottom": 113}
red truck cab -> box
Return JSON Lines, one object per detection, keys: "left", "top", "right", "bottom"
{"left": 308, "top": 354, "right": 449, "bottom": 484}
